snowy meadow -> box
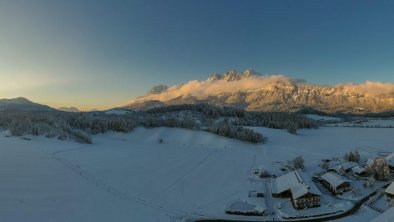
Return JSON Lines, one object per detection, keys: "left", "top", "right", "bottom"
{"left": 1, "top": 123, "right": 393, "bottom": 221}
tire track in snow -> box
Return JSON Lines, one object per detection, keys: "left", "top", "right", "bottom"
{"left": 247, "top": 154, "right": 257, "bottom": 174}
{"left": 193, "top": 152, "right": 255, "bottom": 213}
{"left": 277, "top": 145, "right": 327, "bottom": 158}
{"left": 44, "top": 150, "right": 207, "bottom": 220}
{"left": 194, "top": 190, "right": 238, "bottom": 212}
{"left": 161, "top": 149, "right": 218, "bottom": 195}
{"left": 51, "top": 145, "right": 89, "bottom": 155}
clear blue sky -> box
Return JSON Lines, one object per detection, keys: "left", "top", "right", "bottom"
{"left": 1, "top": 0, "right": 393, "bottom": 110}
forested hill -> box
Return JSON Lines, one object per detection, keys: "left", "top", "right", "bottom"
{"left": 0, "top": 104, "right": 316, "bottom": 144}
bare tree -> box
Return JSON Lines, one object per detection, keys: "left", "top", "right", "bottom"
{"left": 320, "top": 161, "right": 329, "bottom": 171}
{"left": 367, "top": 158, "right": 390, "bottom": 180}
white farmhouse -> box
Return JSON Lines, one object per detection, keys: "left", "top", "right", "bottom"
{"left": 385, "top": 153, "right": 394, "bottom": 172}
{"left": 351, "top": 166, "right": 367, "bottom": 177}
{"left": 271, "top": 170, "right": 321, "bottom": 209}
{"left": 328, "top": 162, "right": 357, "bottom": 175}
{"left": 320, "top": 172, "right": 351, "bottom": 195}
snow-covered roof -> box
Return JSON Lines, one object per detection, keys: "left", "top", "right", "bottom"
{"left": 272, "top": 171, "right": 302, "bottom": 194}
{"left": 385, "top": 182, "right": 394, "bottom": 195}
{"left": 370, "top": 207, "right": 394, "bottom": 222}
{"left": 385, "top": 153, "right": 394, "bottom": 161}
{"left": 320, "top": 172, "right": 350, "bottom": 188}
{"left": 329, "top": 162, "right": 357, "bottom": 173}
{"left": 291, "top": 183, "right": 321, "bottom": 199}
{"left": 343, "top": 162, "right": 358, "bottom": 170}
{"left": 271, "top": 170, "right": 321, "bottom": 199}
{"left": 351, "top": 166, "right": 366, "bottom": 174}
{"left": 367, "top": 157, "right": 377, "bottom": 166}
{"left": 385, "top": 153, "right": 394, "bottom": 167}
{"left": 257, "top": 165, "right": 267, "bottom": 171}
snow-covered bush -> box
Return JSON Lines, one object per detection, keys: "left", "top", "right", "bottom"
{"left": 364, "top": 176, "right": 376, "bottom": 188}
{"left": 320, "top": 161, "right": 330, "bottom": 171}
{"left": 69, "top": 129, "right": 92, "bottom": 144}
{"left": 344, "top": 150, "right": 360, "bottom": 163}
{"left": 293, "top": 156, "right": 305, "bottom": 170}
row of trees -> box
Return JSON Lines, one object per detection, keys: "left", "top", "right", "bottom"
{"left": 0, "top": 104, "right": 317, "bottom": 144}
{"left": 0, "top": 110, "right": 134, "bottom": 143}
{"left": 204, "top": 123, "right": 267, "bottom": 144}
{"left": 145, "top": 104, "right": 318, "bottom": 134}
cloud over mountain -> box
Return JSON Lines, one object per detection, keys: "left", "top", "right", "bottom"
{"left": 135, "top": 70, "right": 303, "bottom": 102}
{"left": 338, "top": 81, "right": 394, "bottom": 97}
{"left": 126, "top": 69, "right": 394, "bottom": 113}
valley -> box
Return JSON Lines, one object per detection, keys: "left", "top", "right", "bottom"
{"left": 1, "top": 125, "right": 393, "bottom": 221}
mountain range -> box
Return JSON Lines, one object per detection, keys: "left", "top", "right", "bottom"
{"left": 0, "top": 98, "right": 82, "bottom": 112}
{"left": 2, "top": 69, "right": 394, "bottom": 114}
{"left": 58, "top": 107, "right": 80, "bottom": 112}
{"left": 0, "top": 97, "right": 53, "bottom": 111}
{"left": 124, "top": 69, "right": 394, "bottom": 114}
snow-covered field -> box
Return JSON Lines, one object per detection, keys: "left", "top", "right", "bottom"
{"left": 305, "top": 114, "right": 342, "bottom": 122}
{"left": 1, "top": 126, "right": 394, "bottom": 221}
{"left": 330, "top": 118, "right": 394, "bottom": 128}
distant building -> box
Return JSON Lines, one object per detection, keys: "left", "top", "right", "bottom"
{"left": 271, "top": 171, "right": 321, "bottom": 209}
{"left": 385, "top": 153, "right": 394, "bottom": 172}
{"left": 351, "top": 166, "right": 368, "bottom": 177}
{"left": 328, "top": 162, "right": 358, "bottom": 175}
{"left": 385, "top": 182, "right": 394, "bottom": 200}
{"left": 366, "top": 157, "right": 375, "bottom": 167}
{"left": 320, "top": 172, "right": 351, "bottom": 195}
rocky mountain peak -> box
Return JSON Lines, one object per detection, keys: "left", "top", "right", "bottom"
{"left": 125, "top": 70, "right": 394, "bottom": 113}
{"left": 208, "top": 69, "right": 260, "bottom": 82}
